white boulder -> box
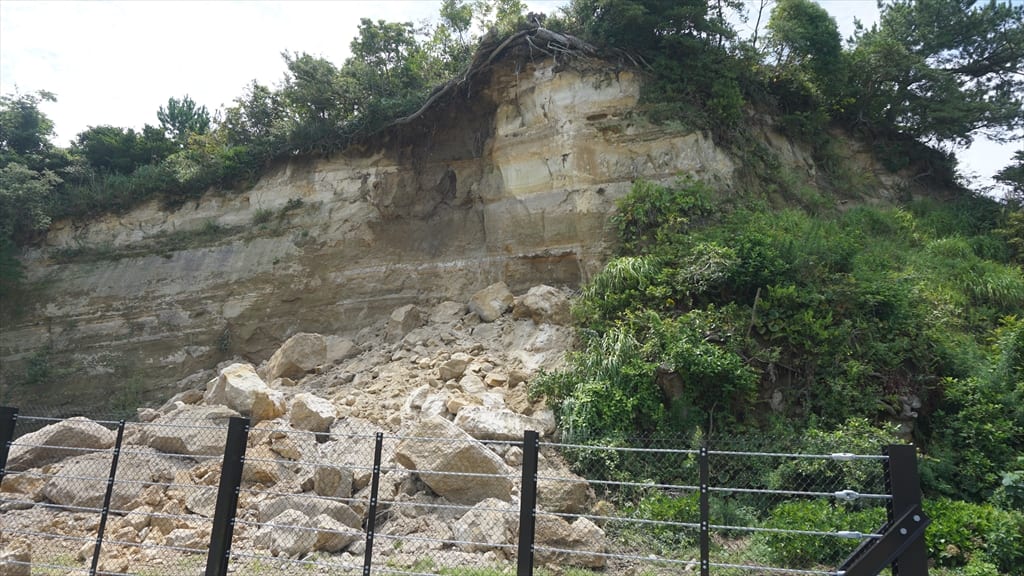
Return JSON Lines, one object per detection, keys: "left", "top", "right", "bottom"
{"left": 264, "top": 333, "right": 326, "bottom": 381}
{"left": 6, "top": 417, "right": 115, "bottom": 471}
{"left": 394, "top": 416, "right": 512, "bottom": 505}
{"left": 513, "top": 285, "right": 571, "bottom": 325}
{"left": 454, "top": 406, "right": 552, "bottom": 441}
{"left": 289, "top": 393, "right": 336, "bottom": 433}
{"left": 204, "top": 363, "right": 275, "bottom": 418}
{"left": 469, "top": 282, "right": 514, "bottom": 322}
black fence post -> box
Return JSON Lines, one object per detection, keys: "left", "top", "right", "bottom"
{"left": 0, "top": 406, "right": 18, "bottom": 486}
{"left": 517, "top": 430, "right": 540, "bottom": 576}
{"left": 699, "top": 444, "right": 710, "bottom": 576}
{"left": 885, "top": 444, "right": 929, "bottom": 576}
{"left": 363, "top": 432, "right": 385, "bottom": 576}
{"left": 89, "top": 419, "right": 125, "bottom": 576}
{"left": 205, "top": 416, "right": 250, "bottom": 576}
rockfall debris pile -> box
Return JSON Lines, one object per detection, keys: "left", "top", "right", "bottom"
{"left": 1, "top": 283, "right": 613, "bottom": 574}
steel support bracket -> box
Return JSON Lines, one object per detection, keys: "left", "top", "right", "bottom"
{"left": 838, "top": 505, "right": 930, "bottom": 576}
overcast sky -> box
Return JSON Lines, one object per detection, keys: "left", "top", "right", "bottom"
{"left": 0, "top": 0, "right": 1016, "bottom": 193}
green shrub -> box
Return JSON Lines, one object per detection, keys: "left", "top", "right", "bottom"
{"left": 924, "top": 498, "right": 1024, "bottom": 572}
{"left": 252, "top": 208, "right": 273, "bottom": 225}
{"left": 925, "top": 376, "right": 1020, "bottom": 501}
{"left": 768, "top": 419, "right": 897, "bottom": 495}
{"left": 759, "top": 499, "right": 885, "bottom": 568}
{"left": 572, "top": 255, "right": 661, "bottom": 330}
{"left": 647, "top": 310, "right": 758, "bottom": 429}
{"left": 532, "top": 325, "right": 662, "bottom": 440}
{"left": 634, "top": 491, "right": 700, "bottom": 542}
{"left": 612, "top": 179, "right": 713, "bottom": 255}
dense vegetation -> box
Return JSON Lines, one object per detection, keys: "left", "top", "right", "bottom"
{"left": 534, "top": 178, "right": 1024, "bottom": 573}
{"left": 2, "top": 0, "right": 1024, "bottom": 572}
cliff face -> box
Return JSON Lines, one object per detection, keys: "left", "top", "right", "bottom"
{"left": 1, "top": 57, "right": 755, "bottom": 410}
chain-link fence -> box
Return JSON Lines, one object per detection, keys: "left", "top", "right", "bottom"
{"left": 1, "top": 407, "right": 928, "bottom": 576}
{"left": 1, "top": 411, "right": 228, "bottom": 575}
{"left": 538, "top": 434, "right": 897, "bottom": 576}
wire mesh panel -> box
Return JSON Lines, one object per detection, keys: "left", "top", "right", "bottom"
{"left": 706, "top": 435, "right": 889, "bottom": 575}
{"left": 229, "top": 418, "right": 375, "bottom": 575}
{"left": 371, "top": 423, "right": 523, "bottom": 576}
{"left": 1, "top": 414, "right": 120, "bottom": 575}
{"left": 95, "top": 418, "right": 228, "bottom": 575}
{"left": 533, "top": 432, "right": 892, "bottom": 576}
{"left": 0, "top": 412, "right": 230, "bottom": 575}
{"left": 535, "top": 436, "right": 703, "bottom": 574}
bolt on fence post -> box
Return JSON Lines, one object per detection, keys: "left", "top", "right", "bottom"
{"left": 0, "top": 406, "right": 18, "bottom": 486}
{"left": 205, "top": 416, "right": 250, "bottom": 576}
{"left": 699, "top": 444, "right": 710, "bottom": 576}
{"left": 517, "top": 430, "right": 540, "bottom": 576}
{"left": 89, "top": 419, "right": 125, "bottom": 576}
{"left": 363, "top": 431, "right": 385, "bottom": 576}
{"left": 884, "top": 445, "right": 929, "bottom": 576}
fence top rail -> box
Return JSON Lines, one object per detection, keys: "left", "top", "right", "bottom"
{"left": 384, "top": 434, "right": 522, "bottom": 446}
{"left": 6, "top": 441, "right": 112, "bottom": 453}
{"left": 539, "top": 475, "right": 700, "bottom": 492}
{"left": 126, "top": 421, "right": 229, "bottom": 431}
{"left": 707, "top": 449, "right": 889, "bottom": 461}
{"left": 14, "top": 414, "right": 122, "bottom": 425}
{"left": 2, "top": 559, "right": 89, "bottom": 574}
{"left": 378, "top": 465, "right": 518, "bottom": 480}
{"left": 248, "top": 424, "right": 382, "bottom": 439}
{"left": 540, "top": 440, "right": 700, "bottom": 455}
{"left": 228, "top": 550, "right": 361, "bottom": 571}
{"left": 532, "top": 545, "right": 698, "bottom": 566}
{"left": 548, "top": 510, "right": 701, "bottom": 530}
{"left": 708, "top": 561, "right": 838, "bottom": 576}
{"left": 708, "top": 486, "right": 892, "bottom": 500}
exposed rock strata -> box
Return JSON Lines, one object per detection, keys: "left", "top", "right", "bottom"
{"left": 1, "top": 55, "right": 736, "bottom": 411}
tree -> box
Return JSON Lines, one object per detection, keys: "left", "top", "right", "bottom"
{"left": 996, "top": 150, "right": 1024, "bottom": 204}
{"left": 428, "top": 0, "right": 476, "bottom": 78}
{"left": 565, "top": 0, "right": 734, "bottom": 53}
{"left": 847, "top": 0, "right": 1024, "bottom": 145}
{"left": 0, "top": 90, "right": 62, "bottom": 296}
{"left": 474, "top": 0, "right": 527, "bottom": 35}
{"left": 281, "top": 52, "right": 356, "bottom": 124}
{"left": 157, "top": 95, "right": 211, "bottom": 145}
{"left": 222, "top": 81, "right": 286, "bottom": 146}
{"left": 349, "top": 19, "right": 428, "bottom": 95}
{"left": 0, "top": 162, "right": 59, "bottom": 242}
{"left": 0, "top": 90, "right": 60, "bottom": 171}
{"left": 766, "top": 0, "right": 842, "bottom": 87}
{"left": 997, "top": 150, "right": 1024, "bottom": 261}
{"left": 560, "top": 0, "right": 748, "bottom": 131}
{"left": 73, "top": 124, "right": 174, "bottom": 174}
